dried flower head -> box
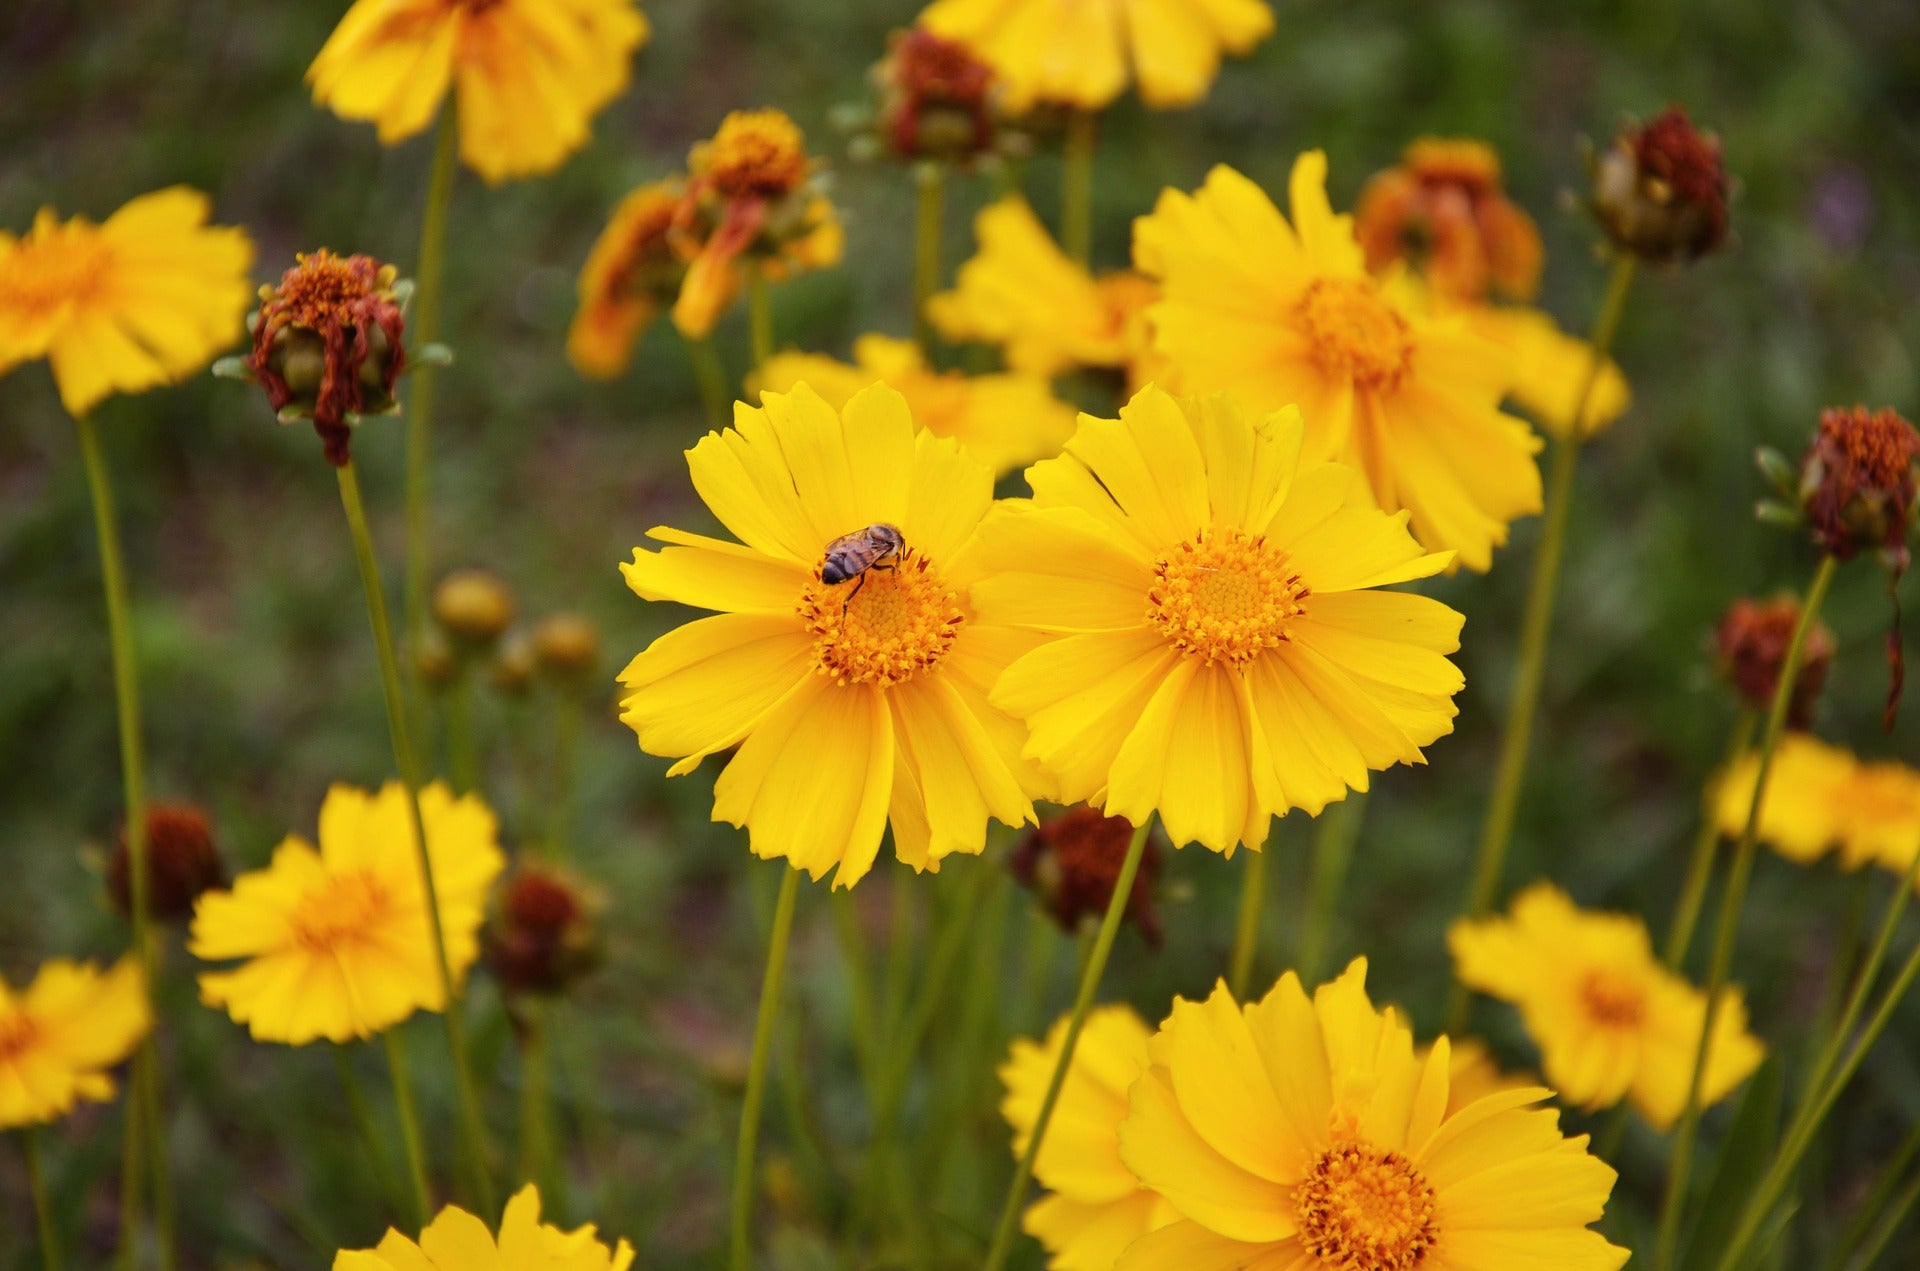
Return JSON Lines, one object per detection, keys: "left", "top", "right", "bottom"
{"left": 109, "top": 803, "right": 227, "bottom": 923}
{"left": 483, "top": 865, "right": 602, "bottom": 997}
{"left": 1588, "top": 106, "right": 1731, "bottom": 264}
{"left": 433, "top": 569, "right": 516, "bottom": 649}
{"left": 533, "top": 612, "right": 602, "bottom": 686}
{"left": 875, "top": 27, "right": 997, "bottom": 161}
{"left": 1714, "top": 596, "right": 1836, "bottom": 728}
{"left": 1355, "top": 137, "right": 1544, "bottom": 303}
{"left": 1010, "top": 807, "right": 1162, "bottom": 945}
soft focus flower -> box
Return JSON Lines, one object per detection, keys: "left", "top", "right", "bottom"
{"left": 671, "top": 110, "right": 843, "bottom": 339}
{"left": 532, "top": 612, "right": 602, "bottom": 686}
{"left": 0, "top": 958, "right": 149, "bottom": 1131}
{"left": 568, "top": 180, "right": 686, "bottom": 379}
{"left": 932, "top": 196, "right": 1163, "bottom": 387}
{"left": 1136, "top": 153, "right": 1542, "bottom": 569}
{"left": 1423, "top": 1037, "right": 1539, "bottom": 1116}
{"left": 1452, "top": 302, "right": 1631, "bottom": 441}
{"left": 1355, "top": 138, "right": 1542, "bottom": 305}
{"left": 920, "top": 0, "right": 1273, "bottom": 112}
{"left": 1010, "top": 807, "right": 1163, "bottom": 945}
{"left": 972, "top": 387, "right": 1463, "bottom": 854}
{"left": 1714, "top": 735, "right": 1920, "bottom": 872}
{"left": 755, "top": 333, "right": 1077, "bottom": 474}
{"left": 1449, "top": 883, "right": 1765, "bottom": 1130}
{"left": 1115, "top": 960, "right": 1627, "bottom": 1269}
{"left": 433, "top": 568, "right": 516, "bottom": 649}
{"left": 1798, "top": 405, "right": 1920, "bottom": 565}
{"left": 191, "top": 782, "right": 506, "bottom": 1045}
{"left": 109, "top": 802, "right": 227, "bottom": 923}
{"left": 1002, "top": 1004, "right": 1175, "bottom": 1269}
{"left": 334, "top": 1184, "right": 634, "bottom": 1270}
{"left": 873, "top": 27, "right": 1000, "bottom": 162}
{"left": 0, "top": 189, "right": 252, "bottom": 417}
{"left": 617, "top": 384, "right": 1038, "bottom": 887}
{"left": 308, "top": 0, "right": 650, "bottom": 184}
{"left": 1713, "top": 595, "right": 1836, "bottom": 727}
{"left": 483, "top": 863, "right": 602, "bottom": 997}
{"left": 1588, "top": 105, "right": 1731, "bottom": 265}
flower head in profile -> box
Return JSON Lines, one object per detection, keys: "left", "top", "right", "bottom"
{"left": 1356, "top": 138, "right": 1543, "bottom": 305}
{"left": 973, "top": 387, "right": 1463, "bottom": 854}
{"left": 933, "top": 196, "right": 1163, "bottom": 388}
{"left": 1010, "top": 807, "right": 1163, "bottom": 946}
{"left": 755, "top": 334, "right": 1077, "bottom": 475}
{"left": 0, "top": 188, "right": 252, "bottom": 417}
{"left": 191, "top": 782, "right": 506, "bottom": 1045}
{"left": 1449, "top": 883, "right": 1765, "bottom": 1130}
{"left": 1136, "top": 153, "right": 1543, "bottom": 569}
{"left": 1798, "top": 405, "right": 1920, "bottom": 566}
{"left": 568, "top": 180, "right": 687, "bottom": 379}
{"left": 1714, "top": 595, "right": 1836, "bottom": 728}
{"left": 0, "top": 958, "right": 149, "bottom": 1131}
{"left": 1588, "top": 105, "right": 1731, "bottom": 265}
{"left": 334, "top": 1184, "right": 633, "bottom": 1270}
{"left": 1115, "top": 960, "right": 1628, "bottom": 1270}
{"left": 109, "top": 802, "right": 228, "bottom": 924}
{"left": 1715, "top": 735, "right": 1920, "bottom": 874}
{"left": 920, "top": 0, "right": 1273, "bottom": 111}
{"left": 1002, "top": 1004, "right": 1175, "bottom": 1269}
{"left": 308, "top": 0, "right": 650, "bottom": 184}
{"left": 617, "top": 383, "right": 1038, "bottom": 887}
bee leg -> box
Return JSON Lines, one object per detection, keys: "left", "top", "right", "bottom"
{"left": 841, "top": 572, "right": 868, "bottom": 616}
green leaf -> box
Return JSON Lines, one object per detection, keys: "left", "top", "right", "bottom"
{"left": 1680, "top": 1055, "right": 1784, "bottom": 1271}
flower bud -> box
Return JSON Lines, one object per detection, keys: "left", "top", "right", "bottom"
{"left": 432, "top": 569, "right": 516, "bottom": 650}
{"left": 1714, "top": 596, "right": 1836, "bottom": 729}
{"left": 1355, "top": 138, "right": 1543, "bottom": 303}
{"left": 491, "top": 633, "right": 536, "bottom": 697}
{"left": 1588, "top": 106, "right": 1731, "bottom": 264}
{"left": 533, "top": 613, "right": 601, "bottom": 686}
{"left": 109, "top": 803, "right": 226, "bottom": 923}
{"left": 482, "top": 864, "right": 602, "bottom": 997}
{"left": 874, "top": 28, "right": 998, "bottom": 163}
{"left": 415, "top": 632, "right": 457, "bottom": 691}
{"left": 1798, "top": 405, "right": 1920, "bottom": 564}
{"left": 1010, "top": 807, "right": 1161, "bottom": 946}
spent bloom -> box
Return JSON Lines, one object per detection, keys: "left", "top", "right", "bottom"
{"left": 483, "top": 863, "right": 602, "bottom": 998}
{"left": 0, "top": 188, "right": 252, "bottom": 417}
{"left": 872, "top": 27, "right": 1001, "bottom": 163}
{"left": 0, "top": 958, "right": 149, "bottom": 1131}
{"left": 1714, "top": 735, "right": 1920, "bottom": 874}
{"left": 1355, "top": 138, "right": 1543, "bottom": 305}
{"left": 1588, "top": 105, "right": 1731, "bottom": 264}
{"left": 1798, "top": 405, "right": 1920, "bottom": 565}
{"left": 1713, "top": 594, "right": 1836, "bottom": 727}
{"left": 108, "top": 802, "right": 227, "bottom": 923}
{"left": 191, "top": 782, "right": 505, "bottom": 1045}
{"left": 1114, "top": 960, "right": 1628, "bottom": 1269}
{"left": 568, "top": 180, "right": 687, "bottom": 379}
{"left": 308, "top": 0, "right": 650, "bottom": 184}
{"left": 1010, "top": 807, "right": 1163, "bottom": 946}
{"left": 1136, "top": 153, "right": 1542, "bottom": 569}
{"left": 973, "top": 387, "right": 1464, "bottom": 854}
{"left": 920, "top": 0, "right": 1273, "bottom": 112}
{"left": 1449, "top": 882, "right": 1765, "bottom": 1130}
{"left": 755, "top": 333, "right": 1077, "bottom": 475}
{"left": 617, "top": 384, "right": 1039, "bottom": 887}
{"left": 334, "top": 1184, "right": 633, "bottom": 1270}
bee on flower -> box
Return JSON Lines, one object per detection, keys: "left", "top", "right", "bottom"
{"left": 334, "top": 1184, "right": 632, "bottom": 1270}
{"left": 0, "top": 958, "right": 149, "bottom": 1131}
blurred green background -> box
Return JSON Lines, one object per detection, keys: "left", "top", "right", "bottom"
{"left": 2, "top": 0, "right": 1918, "bottom": 1266}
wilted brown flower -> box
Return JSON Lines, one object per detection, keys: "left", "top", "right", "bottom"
{"left": 109, "top": 803, "right": 226, "bottom": 923}
{"left": 433, "top": 569, "right": 516, "bottom": 649}
{"left": 1010, "top": 807, "right": 1161, "bottom": 946}
{"left": 483, "top": 865, "right": 602, "bottom": 997}
{"left": 1589, "top": 106, "right": 1731, "bottom": 264}
{"left": 1355, "top": 137, "right": 1543, "bottom": 303}
{"left": 876, "top": 28, "right": 997, "bottom": 161}
{"left": 1714, "top": 596, "right": 1836, "bottom": 729}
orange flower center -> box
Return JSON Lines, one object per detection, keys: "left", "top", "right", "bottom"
{"left": 0, "top": 224, "right": 110, "bottom": 329}
{"left": 291, "top": 870, "right": 396, "bottom": 952}
{"left": 1147, "top": 529, "right": 1309, "bottom": 666}
{"left": 1404, "top": 137, "right": 1503, "bottom": 194}
{"left": 1297, "top": 1141, "right": 1440, "bottom": 1270}
{"left": 700, "top": 110, "right": 810, "bottom": 200}
{"left": 1296, "top": 277, "right": 1415, "bottom": 393}
{"left": 267, "top": 250, "right": 396, "bottom": 328}
{"left": 1578, "top": 968, "right": 1648, "bottom": 1029}
{"left": 799, "top": 548, "right": 963, "bottom": 687}
{"left": 0, "top": 1013, "right": 37, "bottom": 1063}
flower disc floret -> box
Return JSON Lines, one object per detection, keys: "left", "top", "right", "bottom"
{"left": 801, "top": 549, "right": 964, "bottom": 687}
{"left": 1146, "top": 529, "right": 1308, "bottom": 666}
{"left": 1297, "top": 1143, "right": 1439, "bottom": 1271}
{"left": 1296, "top": 277, "right": 1416, "bottom": 392}
{"left": 698, "top": 109, "right": 810, "bottom": 200}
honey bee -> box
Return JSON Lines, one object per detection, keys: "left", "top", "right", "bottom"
{"left": 820, "top": 523, "right": 906, "bottom": 609}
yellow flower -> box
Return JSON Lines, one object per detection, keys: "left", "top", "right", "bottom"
{"left": 1002, "top": 1005, "right": 1176, "bottom": 1269}
{"left": 931, "top": 196, "right": 1163, "bottom": 387}
{"left": 1449, "top": 882, "right": 1765, "bottom": 1131}
{"left": 1114, "top": 960, "right": 1628, "bottom": 1270}
{"left": 1461, "top": 304, "right": 1631, "bottom": 440}
{"left": 972, "top": 386, "right": 1463, "bottom": 854}
{"left": 568, "top": 180, "right": 686, "bottom": 379}
{"left": 191, "top": 782, "right": 506, "bottom": 1045}
{"left": 308, "top": 0, "right": 649, "bottom": 184}
{"left": 920, "top": 0, "right": 1274, "bottom": 111}
{"left": 0, "top": 188, "right": 252, "bottom": 417}
{"left": 1418, "top": 1037, "right": 1540, "bottom": 1117}
{"left": 1850, "top": 758, "right": 1920, "bottom": 879}
{"left": 1715, "top": 736, "right": 1920, "bottom": 874}
{"left": 617, "top": 384, "right": 1038, "bottom": 887}
{"left": 334, "top": 1184, "right": 633, "bottom": 1270}
{"left": 754, "top": 334, "right": 1077, "bottom": 475}
{"left": 0, "top": 958, "right": 149, "bottom": 1131}
{"left": 1135, "top": 153, "right": 1543, "bottom": 570}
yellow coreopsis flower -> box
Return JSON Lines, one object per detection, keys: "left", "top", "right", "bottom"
{"left": 0, "top": 958, "right": 149, "bottom": 1131}
{"left": 1449, "top": 882, "right": 1765, "bottom": 1131}
{"left": 335, "top": 1184, "right": 634, "bottom": 1270}
{"left": 1002, "top": 1005, "right": 1176, "bottom": 1269}
{"left": 754, "top": 334, "right": 1077, "bottom": 475}
{"left": 568, "top": 180, "right": 686, "bottom": 379}
{"left": 1715, "top": 737, "right": 1920, "bottom": 874}
{"left": 931, "top": 196, "right": 1164, "bottom": 387}
{"left": 920, "top": 0, "right": 1274, "bottom": 111}
{"left": 308, "top": 0, "right": 650, "bottom": 184}
{"left": 0, "top": 189, "right": 252, "bottom": 417}
{"left": 1419, "top": 1036, "right": 1539, "bottom": 1116}
{"left": 1457, "top": 304, "right": 1631, "bottom": 441}
{"left": 617, "top": 383, "right": 1038, "bottom": 887}
{"left": 1134, "top": 152, "right": 1544, "bottom": 570}
{"left": 1114, "top": 960, "right": 1628, "bottom": 1270}
{"left": 972, "top": 386, "right": 1464, "bottom": 854}
{"left": 191, "top": 782, "right": 506, "bottom": 1045}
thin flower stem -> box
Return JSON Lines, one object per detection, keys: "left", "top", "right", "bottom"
{"left": 75, "top": 411, "right": 170, "bottom": 1271}
{"left": 685, "top": 334, "right": 731, "bottom": 427}
{"left": 731, "top": 865, "right": 801, "bottom": 1271}
{"left": 1825, "top": 1117, "right": 1920, "bottom": 1271}
{"left": 334, "top": 1045, "right": 404, "bottom": 1216}
{"left": 445, "top": 668, "right": 478, "bottom": 795}
{"left": 518, "top": 1001, "right": 559, "bottom": 1215}
{"left": 1663, "top": 709, "right": 1759, "bottom": 969}
{"left": 549, "top": 691, "right": 580, "bottom": 860}
{"left": 116, "top": 1078, "right": 142, "bottom": 1271}
{"left": 913, "top": 163, "right": 946, "bottom": 356}
{"left": 1061, "top": 110, "right": 1096, "bottom": 267}
{"left": 746, "top": 266, "right": 775, "bottom": 373}
{"left": 1297, "top": 795, "right": 1365, "bottom": 986}
{"left": 138, "top": 1033, "right": 174, "bottom": 1270}
{"left": 404, "top": 102, "right": 460, "bottom": 652}
{"left": 383, "top": 1030, "right": 435, "bottom": 1228}
{"left": 1653, "top": 552, "right": 1839, "bottom": 1271}
{"left": 1843, "top": 1168, "right": 1920, "bottom": 1271}
{"left": 1448, "top": 254, "right": 1637, "bottom": 1033}
{"left": 1228, "top": 843, "right": 1269, "bottom": 1000}
{"left": 982, "top": 817, "right": 1153, "bottom": 1271}
{"left": 337, "top": 460, "right": 495, "bottom": 1214}
{"left": 25, "top": 1129, "right": 61, "bottom": 1271}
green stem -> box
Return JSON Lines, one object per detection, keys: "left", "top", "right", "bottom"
{"left": 1826, "top": 1118, "right": 1920, "bottom": 1271}
{"left": 26, "top": 1129, "right": 61, "bottom": 1271}
{"left": 139, "top": 1027, "right": 174, "bottom": 1271}
{"left": 686, "top": 334, "right": 731, "bottom": 428}
{"left": 1061, "top": 110, "right": 1096, "bottom": 268}
{"left": 117, "top": 1075, "right": 142, "bottom": 1271}
{"left": 335, "top": 1045, "right": 404, "bottom": 1216}
{"left": 445, "top": 668, "right": 478, "bottom": 795}
{"left": 1297, "top": 795, "right": 1365, "bottom": 987}
{"left": 1844, "top": 1167, "right": 1920, "bottom": 1271}
{"left": 549, "top": 691, "right": 580, "bottom": 860}
{"left": 746, "top": 266, "right": 774, "bottom": 373}
{"left": 404, "top": 102, "right": 460, "bottom": 653}
{"left": 913, "top": 163, "right": 946, "bottom": 357}
{"left": 383, "top": 1030, "right": 435, "bottom": 1228}
{"left": 982, "top": 818, "right": 1152, "bottom": 1271}
{"left": 518, "top": 1002, "right": 558, "bottom": 1214}
{"left": 1448, "top": 254, "right": 1637, "bottom": 1033}
{"left": 1228, "top": 843, "right": 1269, "bottom": 1000}
{"left": 1664, "top": 709, "right": 1759, "bottom": 970}
{"left": 1653, "top": 552, "right": 1839, "bottom": 1271}
{"left": 731, "top": 865, "right": 801, "bottom": 1271}
{"left": 337, "top": 460, "right": 495, "bottom": 1213}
